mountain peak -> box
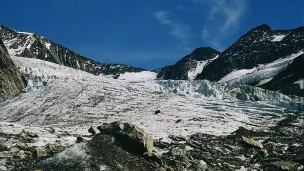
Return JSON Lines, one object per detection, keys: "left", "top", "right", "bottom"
{"left": 253, "top": 24, "right": 272, "bottom": 31}
{"left": 190, "top": 47, "right": 220, "bottom": 57}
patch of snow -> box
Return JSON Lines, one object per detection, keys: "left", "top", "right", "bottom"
{"left": 118, "top": 71, "right": 157, "bottom": 81}
{"left": 188, "top": 61, "right": 208, "bottom": 80}
{"left": 188, "top": 55, "right": 219, "bottom": 80}
{"left": 294, "top": 79, "right": 304, "bottom": 89}
{"left": 256, "top": 77, "right": 273, "bottom": 86}
{"left": 76, "top": 60, "right": 80, "bottom": 68}
{"left": 219, "top": 68, "right": 256, "bottom": 83}
{"left": 237, "top": 166, "right": 247, "bottom": 171}
{"left": 99, "top": 165, "right": 108, "bottom": 171}
{"left": 44, "top": 42, "right": 52, "bottom": 50}
{"left": 3, "top": 34, "right": 37, "bottom": 56}
{"left": 17, "top": 31, "right": 33, "bottom": 35}
{"left": 0, "top": 122, "right": 24, "bottom": 135}
{"left": 271, "top": 35, "right": 287, "bottom": 42}
{"left": 44, "top": 143, "right": 90, "bottom": 167}
{"left": 282, "top": 74, "right": 294, "bottom": 79}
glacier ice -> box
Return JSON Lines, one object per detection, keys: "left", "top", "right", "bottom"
{"left": 0, "top": 56, "right": 303, "bottom": 143}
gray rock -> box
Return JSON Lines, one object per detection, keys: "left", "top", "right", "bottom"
{"left": 97, "top": 121, "right": 154, "bottom": 154}
{"left": 242, "top": 136, "right": 263, "bottom": 149}
{"left": 197, "top": 160, "right": 208, "bottom": 171}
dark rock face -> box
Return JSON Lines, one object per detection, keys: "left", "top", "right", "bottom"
{"left": 155, "top": 47, "right": 220, "bottom": 80}
{"left": 0, "top": 25, "right": 146, "bottom": 76}
{"left": 262, "top": 54, "right": 304, "bottom": 97}
{"left": 0, "top": 38, "right": 24, "bottom": 99}
{"left": 196, "top": 24, "right": 304, "bottom": 82}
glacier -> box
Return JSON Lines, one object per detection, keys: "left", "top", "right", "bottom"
{"left": 0, "top": 56, "right": 302, "bottom": 145}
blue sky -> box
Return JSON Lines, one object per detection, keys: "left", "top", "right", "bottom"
{"left": 1, "top": 0, "right": 304, "bottom": 70}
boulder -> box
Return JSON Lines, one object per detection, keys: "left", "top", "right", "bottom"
{"left": 76, "top": 137, "right": 84, "bottom": 143}
{"left": 197, "top": 160, "right": 208, "bottom": 171}
{"left": 34, "top": 149, "right": 48, "bottom": 158}
{"left": 0, "top": 143, "right": 8, "bottom": 151}
{"left": 97, "top": 121, "right": 154, "bottom": 154}
{"left": 155, "top": 110, "right": 161, "bottom": 114}
{"left": 14, "top": 150, "right": 25, "bottom": 159}
{"left": 176, "top": 119, "right": 182, "bottom": 123}
{"left": 242, "top": 136, "right": 263, "bottom": 149}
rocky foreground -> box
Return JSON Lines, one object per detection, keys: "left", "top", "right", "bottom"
{"left": 0, "top": 110, "right": 302, "bottom": 171}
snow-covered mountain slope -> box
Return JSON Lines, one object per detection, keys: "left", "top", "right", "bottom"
{"left": 0, "top": 24, "right": 145, "bottom": 77}
{"left": 261, "top": 53, "right": 304, "bottom": 96}
{"left": 218, "top": 51, "right": 304, "bottom": 96}
{"left": 154, "top": 24, "right": 303, "bottom": 96}
{"left": 154, "top": 47, "right": 220, "bottom": 80}
{"left": 196, "top": 24, "right": 304, "bottom": 82}
{"left": 218, "top": 51, "right": 304, "bottom": 84}
{"left": 0, "top": 57, "right": 303, "bottom": 143}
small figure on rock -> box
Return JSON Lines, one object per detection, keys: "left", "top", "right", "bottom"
{"left": 155, "top": 110, "right": 161, "bottom": 114}
{"left": 88, "top": 126, "right": 96, "bottom": 135}
{"left": 76, "top": 137, "right": 84, "bottom": 143}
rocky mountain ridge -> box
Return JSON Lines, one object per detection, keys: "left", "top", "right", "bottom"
{"left": 0, "top": 24, "right": 146, "bottom": 77}
{"left": 156, "top": 24, "right": 304, "bottom": 97}
{"left": 196, "top": 24, "right": 304, "bottom": 81}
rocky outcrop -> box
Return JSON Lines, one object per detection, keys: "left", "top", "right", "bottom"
{"left": 0, "top": 38, "right": 24, "bottom": 99}
{"left": 97, "top": 121, "right": 154, "bottom": 154}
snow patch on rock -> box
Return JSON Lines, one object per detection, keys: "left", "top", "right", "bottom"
{"left": 219, "top": 68, "right": 256, "bottom": 83}
{"left": 294, "top": 79, "right": 304, "bottom": 89}
{"left": 188, "top": 55, "right": 219, "bottom": 80}
{"left": 271, "top": 34, "right": 287, "bottom": 42}
{"left": 256, "top": 77, "right": 273, "bottom": 86}
{"left": 44, "top": 42, "right": 52, "bottom": 50}
{"left": 188, "top": 61, "right": 208, "bottom": 80}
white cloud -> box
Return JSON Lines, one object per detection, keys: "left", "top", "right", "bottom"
{"left": 201, "top": 0, "right": 247, "bottom": 49}
{"left": 153, "top": 11, "right": 172, "bottom": 24}
{"left": 153, "top": 10, "right": 190, "bottom": 40}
